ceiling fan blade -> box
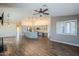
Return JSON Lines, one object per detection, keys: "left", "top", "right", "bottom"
{"left": 43, "top": 13, "right": 49, "bottom": 15}
{"left": 34, "top": 10, "right": 39, "bottom": 12}
{"left": 33, "top": 13, "right": 39, "bottom": 15}
{"left": 42, "top": 9, "right": 48, "bottom": 12}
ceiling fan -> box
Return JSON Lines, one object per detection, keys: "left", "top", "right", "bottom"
{"left": 33, "top": 8, "right": 49, "bottom": 17}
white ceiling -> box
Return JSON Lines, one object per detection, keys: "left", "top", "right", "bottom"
{"left": 0, "top": 3, "right": 79, "bottom": 21}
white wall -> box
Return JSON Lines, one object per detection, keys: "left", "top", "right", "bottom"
{"left": 0, "top": 23, "right": 16, "bottom": 37}
{"left": 0, "top": 23, "right": 22, "bottom": 37}
{"left": 0, "top": 7, "right": 23, "bottom": 37}
{"left": 49, "top": 15, "right": 79, "bottom": 47}
{"left": 0, "top": 7, "right": 26, "bottom": 23}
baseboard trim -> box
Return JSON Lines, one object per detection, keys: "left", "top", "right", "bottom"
{"left": 50, "top": 38, "right": 79, "bottom": 47}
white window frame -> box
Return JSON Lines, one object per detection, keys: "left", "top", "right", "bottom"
{"left": 56, "top": 20, "right": 77, "bottom": 36}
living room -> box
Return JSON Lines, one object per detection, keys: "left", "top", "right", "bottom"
{"left": 0, "top": 3, "right": 79, "bottom": 56}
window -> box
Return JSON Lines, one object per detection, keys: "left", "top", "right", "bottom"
{"left": 65, "top": 22, "right": 71, "bottom": 34}
{"left": 56, "top": 22, "right": 64, "bottom": 34}
{"left": 56, "top": 20, "right": 77, "bottom": 35}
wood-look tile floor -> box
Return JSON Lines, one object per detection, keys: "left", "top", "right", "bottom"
{"left": 0, "top": 36, "right": 79, "bottom": 56}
